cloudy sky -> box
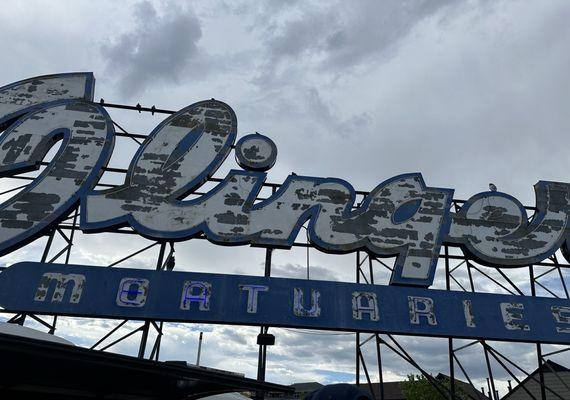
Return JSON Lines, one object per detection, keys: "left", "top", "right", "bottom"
{"left": 1, "top": 0, "right": 570, "bottom": 396}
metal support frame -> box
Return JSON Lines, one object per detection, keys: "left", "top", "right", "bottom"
{"left": 355, "top": 242, "right": 570, "bottom": 399}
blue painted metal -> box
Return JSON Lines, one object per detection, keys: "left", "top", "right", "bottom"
{"left": 1, "top": 262, "right": 569, "bottom": 344}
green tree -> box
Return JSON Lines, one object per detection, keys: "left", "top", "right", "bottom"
{"left": 400, "top": 374, "right": 471, "bottom": 400}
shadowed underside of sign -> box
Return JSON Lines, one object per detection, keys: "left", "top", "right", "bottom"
{"left": 0, "top": 262, "right": 569, "bottom": 345}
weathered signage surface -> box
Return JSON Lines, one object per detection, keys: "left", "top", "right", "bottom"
{"left": 0, "top": 262, "right": 569, "bottom": 344}
{"left": 0, "top": 73, "right": 569, "bottom": 288}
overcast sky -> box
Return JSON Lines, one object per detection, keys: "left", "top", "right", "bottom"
{"left": 1, "top": 0, "right": 570, "bottom": 395}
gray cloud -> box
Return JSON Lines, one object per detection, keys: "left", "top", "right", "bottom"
{"left": 270, "top": 262, "right": 340, "bottom": 281}
{"left": 101, "top": 1, "right": 202, "bottom": 97}
{"left": 250, "top": 0, "right": 459, "bottom": 82}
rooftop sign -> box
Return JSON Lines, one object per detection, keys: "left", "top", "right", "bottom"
{"left": 0, "top": 262, "right": 568, "bottom": 344}
{"left": 0, "top": 73, "right": 569, "bottom": 287}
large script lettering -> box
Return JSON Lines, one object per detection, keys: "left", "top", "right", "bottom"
{"left": 82, "top": 99, "right": 452, "bottom": 286}
{"left": 2, "top": 73, "right": 570, "bottom": 288}
{"left": 448, "top": 184, "right": 570, "bottom": 266}
{"left": 0, "top": 73, "right": 114, "bottom": 254}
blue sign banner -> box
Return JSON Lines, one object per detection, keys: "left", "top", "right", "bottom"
{"left": 0, "top": 262, "right": 569, "bottom": 344}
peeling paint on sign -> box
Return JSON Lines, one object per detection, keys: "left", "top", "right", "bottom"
{"left": 0, "top": 73, "right": 114, "bottom": 255}
{"left": 34, "top": 272, "right": 85, "bottom": 304}
{"left": 408, "top": 296, "right": 438, "bottom": 326}
{"left": 240, "top": 284, "right": 269, "bottom": 314}
{"left": 352, "top": 291, "right": 379, "bottom": 321}
{"left": 500, "top": 302, "right": 531, "bottom": 331}
{"left": 552, "top": 306, "right": 570, "bottom": 333}
{"left": 293, "top": 287, "right": 321, "bottom": 317}
{"left": 180, "top": 281, "right": 211, "bottom": 311}
{"left": 3, "top": 73, "right": 570, "bottom": 288}
{"left": 116, "top": 278, "right": 149, "bottom": 308}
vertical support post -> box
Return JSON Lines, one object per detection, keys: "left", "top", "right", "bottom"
{"left": 255, "top": 247, "right": 273, "bottom": 399}
{"left": 196, "top": 331, "right": 203, "bottom": 366}
{"left": 445, "top": 246, "right": 455, "bottom": 400}
{"left": 138, "top": 242, "right": 167, "bottom": 359}
{"left": 49, "top": 316, "right": 57, "bottom": 334}
{"left": 356, "top": 333, "right": 361, "bottom": 386}
{"left": 306, "top": 228, "right": 310, "bottom": 280}
{"left": 530, "top": 266, "right": 547, "bottom": 400}
{"left": 482, "top": 342, "right": 498, "bottom": 400}
{"left": 149, "top": 321, "right": 163, "bottom": 361}
{"left": 155, "top": 321, "right": 163, "bottom": 361}
{"left": 261, "top": 326, "right": 268, "bottom": 378}
{"left": 356, "top": 251, "right": 361, "bottom": 386}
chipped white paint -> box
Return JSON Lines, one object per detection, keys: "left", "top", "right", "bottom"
{"left": 235, "top": 134, "right": 277, "bottom": 171}
{"left": 463, "top": 299, "right": 476, "bottom": 328}
{"left": 34, "top": 272, "right": 85, "bottom": 304}
{"left": 293, "top": 288, "right": 321, "bottom": 317}
{"left": 408, "top": 296, "right": 437, "bottom": 326}
{"left": 352, "top": 291, "right": 379, "bottom": 321}
{"left": 500, "top": 302, "right": 530, "bottom": 331}
{"left": 4, "top": 73, "right": 570, "bottom": 289}
{"left": 448, "top": 184, "right": 570, "bottom": 266}
{"left": 239, "top": 284, "right": 269, "bottom": 313}
{"left": 0, "top": 73, "right": 93, "bottom": 124}
{"left": 116, "top": 278, "right": 149, "bottom": 308}
{"left": 0, "top": 102, "right": 113, "bottom": 253}
{"left": 552, "top": 306, "right": 570, "bottom": 333}
{"left": 83, "top": 100, "right": 235, "bottom": 233}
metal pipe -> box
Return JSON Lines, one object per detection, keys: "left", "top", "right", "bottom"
{"left": 530, "top": 266, "right": 547, "bottom": 400}
{"left": 196, "top": 331, "right": 203, "bottom": 366}
{"left": 445, "top": 245, "right": 456, "bottom": 400}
